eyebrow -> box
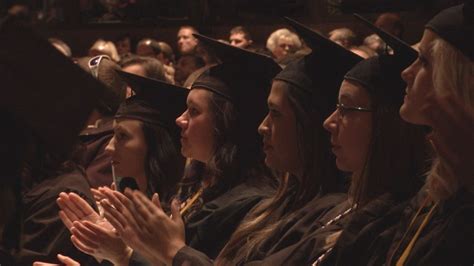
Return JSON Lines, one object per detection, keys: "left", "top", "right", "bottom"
{"left": 339, "top": 94, "right": 353, "bottom": 101}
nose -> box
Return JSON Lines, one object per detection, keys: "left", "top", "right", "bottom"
{"left": 176, "top": 111, "right": 189, "bottom": 130}
{"left": 258, "top": 114, "right": 270, "bottom": 136}
{"left": 323, "top": 110, "right": 338, "bottom": 134}
{"left": 401, "top": 61, "right": 415, "bottom": 85}
{"left": 105, "top": 137, "right": 115, "bottom": 155}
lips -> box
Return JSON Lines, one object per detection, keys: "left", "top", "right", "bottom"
{"left": 330, "top": 142, "right": 341, "bottom": 154}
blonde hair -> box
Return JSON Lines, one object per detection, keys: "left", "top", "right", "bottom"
{"left": 266, "top": 28, "right": 302, "bottom": 52}
{"left": 427, "top": 38, "right": 474, "bottom": 201}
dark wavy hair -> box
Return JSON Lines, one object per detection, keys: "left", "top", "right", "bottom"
{"left": 179, "top": 91, "right": 273, "bottom": 202}
{"left": 141, "top": 122, "right": 185, "bottom": 204}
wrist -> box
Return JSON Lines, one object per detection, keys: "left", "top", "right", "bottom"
{"left": 163, "top": 242, "right": 186, "bottom": 266}
{"left": 112, "top": 246, "right": 133, "bottom": 266}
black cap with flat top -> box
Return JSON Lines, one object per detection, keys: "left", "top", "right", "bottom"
{"left": 0, "top": 16, "right": 103, "bottom": 155}
{"left": 274, "top": 17, "right": 363, "bottom": 118}
{"left": 425, "top": 2, "right": 473, "bottom": 61}
{"left": 191, "top": 33, "right": 281, "bottom": 102}
{"left": 191, "top": 33, "right": 282, "bottom": 142}
{"left": 115, "top": 70, "right": 188, "bottom": 144}
{"left": 189, "top": 33, "right": 282, "bottom": 166}
{"left": 343, "top": 14, "right": 418, "bottom": 104}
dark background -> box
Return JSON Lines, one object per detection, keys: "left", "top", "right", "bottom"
{"left": 0, "top": 0, "right": 465, "bottom": 56}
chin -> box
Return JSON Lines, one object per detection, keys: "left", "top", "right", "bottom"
{"left": 335, "top": 159, "right": 352, "bottom": 172}
{"left": 264, "top": 156, "right": 277, "bottom": 169}
{"left": 400, "top": 105, "right": 429, "bottom": 126}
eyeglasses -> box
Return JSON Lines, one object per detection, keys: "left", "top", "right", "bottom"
{"left": 336, "top": 103, "right": 373, "bottom": 118}
{"left": 88, "top": 55, "right": 110, "bottom": 78}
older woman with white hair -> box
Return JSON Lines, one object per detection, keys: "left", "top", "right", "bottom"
{"left": 266, "top": 28, "right": 302, "bottom": 61}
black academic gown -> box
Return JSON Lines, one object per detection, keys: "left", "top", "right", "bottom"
{"left": 382, "top": 189, "right": 474, "bottom": 266}
{"left": 184, "top": 179, "right": 275, "bottom": 259}
{"left": 129, "top": 178, "right": 275, "bottom": 266}
{"left": 249, "top": 193, "right": 404, "bottom": 266}
{"left": 78, "top": 117, "right": 114, "bottom": 188}
{"left": 322, "top": 193, "right": 408, "bottom": 266}
{"left": 14, "top": 167, "right": 99, "bottom": 265}
{"left": 172, "top": 191, "right": 346, "bottom": 266}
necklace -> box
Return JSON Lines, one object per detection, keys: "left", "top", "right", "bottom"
{"left": 312, "top": 204, "right": 358, "bottom": 266}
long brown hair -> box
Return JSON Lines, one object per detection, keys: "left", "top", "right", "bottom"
{"left": 348, "top": 79, "right": 430, "bottom": 206}
{"left": 178, "top": 91, "right": 273, "bottom": 203}
{"left": 217, "top": 80, "right": 342, "bottom": 263}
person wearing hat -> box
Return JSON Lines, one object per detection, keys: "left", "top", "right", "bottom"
{"left": 94, "top": 18, "right": 361, "bottom": 265}
{"left": 63, "top": 34, "right": 280, "bottom": 265}
{"left": 0, "top": 16, "right": 107, "bottom": 265}
{"left": 300, "top": 4, "right": 474, "bottom": 265}
{"left": 383, "top": 3, "right": 473, "bottom": 265}
{"left": 250, "top": 15, "right": 432, "bottom": 265}
{"left": 76, "top": 55, "right": 127, "bottom": 189}
{"left": 215, "top": 18, "right": 364, "bottom": 265}
{"left": 53, "top": 71, "right": 187, "bottom": 266}
{"left": 101, "top": 34, "right": 280, "bottom": 263}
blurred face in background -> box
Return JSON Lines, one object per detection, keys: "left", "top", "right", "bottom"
{"left": 230, "top": 32, "right": 252, "bottom": 49}
{"left": 177, "top": 27, "right": 198, "bottom": 55}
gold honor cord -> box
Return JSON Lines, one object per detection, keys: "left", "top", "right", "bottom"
{"left": 395, "top": 198, "right": 438, "bottom": 266}
{"left": 180, "top": 188, "right": 204, "bottom": 216}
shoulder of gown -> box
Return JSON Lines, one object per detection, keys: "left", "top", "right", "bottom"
{"left": 15, "top": 168, "right": 99, "bottom": 265}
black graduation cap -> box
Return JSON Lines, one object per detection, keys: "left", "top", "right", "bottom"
{"left": 425, "top": 2, "right": 473, "bottom": 61}
{"left": 274, "top": 17, "right": 363, "bottom": 117}
{"left": 0, "top": 16, "right": 103, "bottom": 155}
{"left": 115, "top": 70, "right": 188, "bottom": 144}
{"left": 354, "top": 13, "right": 418, "bottom": 62}
{"left": 191, "top": 33, "right": 281, "bottom": 139}
{"left": 191, "top": 33, "right": 282, "bottom": 100}
{"left": 342, "top": 14, "right": 418, "bottom": 104}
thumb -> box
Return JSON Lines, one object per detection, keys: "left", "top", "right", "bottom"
{"left": 170, "top": 198, "right": 182, "bottom": 222}
{"left": 57, "top": 254, "right": 80, "bottom": 266}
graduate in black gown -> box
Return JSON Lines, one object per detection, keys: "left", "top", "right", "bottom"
{"left": 96, "top": 21, "right": 361, "bottom": 265}
{"left": 90, "top": 35, "right": 281, "bottom": 265}
{"left": 252, "top": 15, "right": 431, "bottom": 265}
{"left": 0, "top": 15, "right": 107, "bottom": 265}
{"left": 360, "top": 4, "right": 473, "bottom": 265}
{"left": 54, "top": 72, "right": 188, "bottom": 265}
{"left": 76, "top": 56, "right": 127, "bottom": 189}
{"left": 213, "top": 18, "right": 363, "bottom": 265}
{"left": 306, "top": 5, "right": 474, "bottom": 265}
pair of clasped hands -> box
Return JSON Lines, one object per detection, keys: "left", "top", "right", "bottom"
{"left": 34, "top": 185, "right": 186, "bottom": 266}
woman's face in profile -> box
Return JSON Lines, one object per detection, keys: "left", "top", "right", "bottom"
{"left": 258, "top": 81, "right": 301, "bottom": 175}
{"left": 400, "top": 29, "right": 438, "bottom": 126}
{"left": 323, "top": 80, "right": 373, "bottom": 174}
{"left": 106, "top": 119, "right": 148, "bottom": 192}
{"left": 176, "top": 89, "right": 215, "bottom": 163}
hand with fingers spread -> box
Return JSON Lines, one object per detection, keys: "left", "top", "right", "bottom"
{"left": 57, "top": 192, "right": 130, "bottom": 264}
{"left": 57, "top": 192, "right": 104, "bottom": 230}
{"left": 423, "top": 93, "right": 474, "bottom": 184}
{"left": 33, "top": 254, "right": 80, "bottom": 266}
{"left": 70, "top": 220, "right": 132, "bottom": 266}
{"left": 101, "top": 187, "right": 186, "bottom": 265}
